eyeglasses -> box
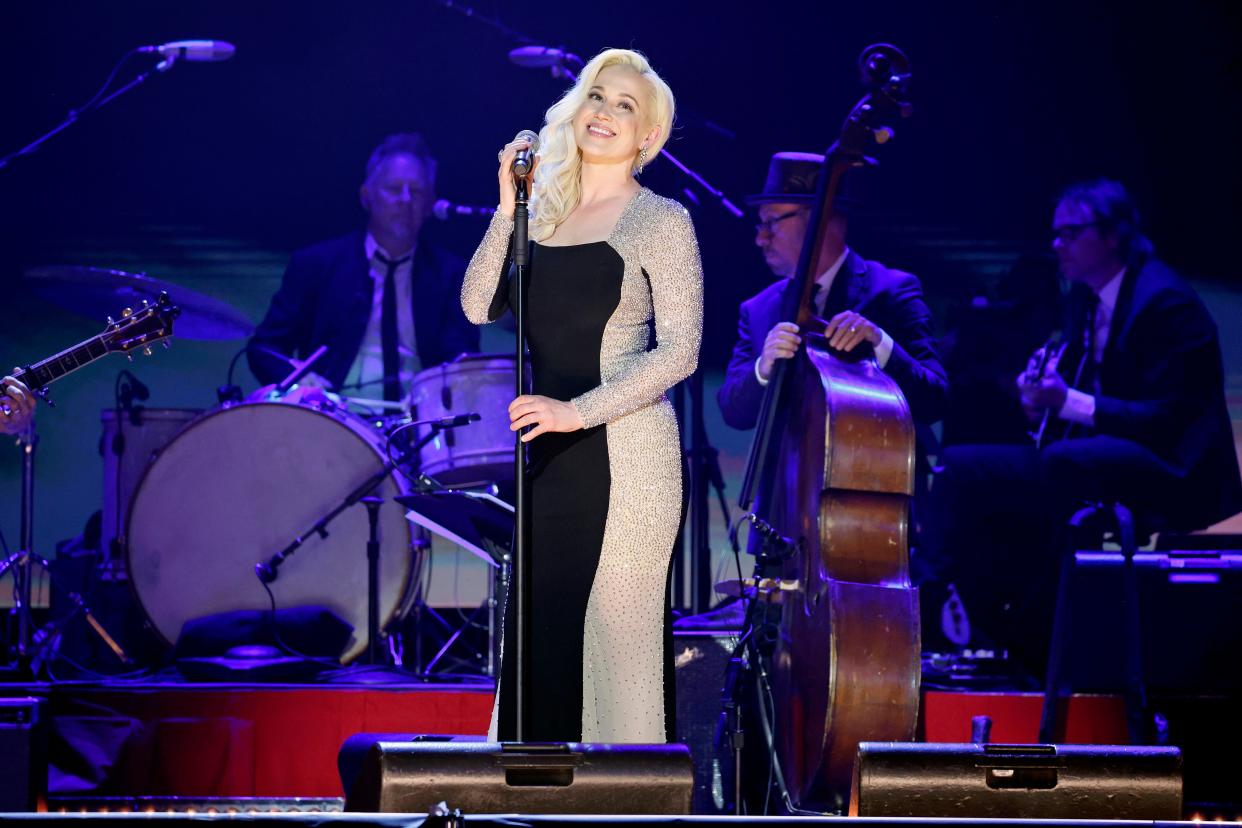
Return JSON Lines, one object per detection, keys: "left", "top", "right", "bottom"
{"left": 1052, "top": 221, "right": 1102, "bottom": 243}
{"left": 755, "top": 209, "right": 803, "bottom": 235}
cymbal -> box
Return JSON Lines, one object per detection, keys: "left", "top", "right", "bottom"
{"left": 713, "top": 577, "right": 795, "bottom": 603}
{"left": 24, "top": 265, "right": 254, "bottom": 341}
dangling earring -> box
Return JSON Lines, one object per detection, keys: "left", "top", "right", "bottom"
{"left": 636, "top": 145, "right": 648, "bottom": 176}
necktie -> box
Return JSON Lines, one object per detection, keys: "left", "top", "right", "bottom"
{"left": 375, "top": 251, "right": 411, "bottom": 401}
{"left": 1076, "top": 293, "right": 1101, "bottom": 394}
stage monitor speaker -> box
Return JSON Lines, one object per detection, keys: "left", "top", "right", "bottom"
{"left": 0, "top": 698, "right": 47, "bottom": 812}
{"left": 344, "top": 739, "right": 693, "bottom": 814}
{"left": 853, "top": 742, "right": 1182, "bottom": 819}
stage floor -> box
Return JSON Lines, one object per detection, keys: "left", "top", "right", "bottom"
{"left": 2, "top": 677, "right": 1237, "bottom": 821}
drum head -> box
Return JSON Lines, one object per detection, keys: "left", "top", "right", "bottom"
{"left": 126, "top": 402, "right": 414, "bottom": 662}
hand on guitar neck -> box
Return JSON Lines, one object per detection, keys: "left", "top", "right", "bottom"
{"left": 1018, "top": 340, "right": 1069, "bottom": 443}
{"left": 1, "top": 376, "right": 36, "bottom": 434}
{"left": 3, "top": 293, "right": 180, "bottom": 436}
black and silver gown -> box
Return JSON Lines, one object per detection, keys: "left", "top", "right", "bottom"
{"left": 461, "top": 188, "right": 703, "bottom": 742}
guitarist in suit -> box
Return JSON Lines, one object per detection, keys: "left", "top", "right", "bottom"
{"left": 1, "top": 377, "right": 35, "bottom": 434}
{"left": 248, "top": 133, "right": 479, "bottom": 399}
{"left": 717, "top": 152, "right": 948, "bottom": 432}
{"left": 919, "top": 178, "right": 1242, "bottom": 663}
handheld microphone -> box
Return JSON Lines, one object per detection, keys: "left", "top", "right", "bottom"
{"left": 512, "top": 129, "right": 540, "bottom": 177}
{"left": 432, "top": 199, "right": 497, "bottom": 221}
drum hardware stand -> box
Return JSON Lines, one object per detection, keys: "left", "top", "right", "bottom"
{"left": 360, "top": 496, "right": 386, "bottom": 666}
{"left": 3, "top": 421, "right": 131, "bottom": 678}
{"left": 102, "top": 370, "right": 149, "bottom": 577}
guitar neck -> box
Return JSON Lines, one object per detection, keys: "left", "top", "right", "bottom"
{"left": 18, "top": 334, "right": 111, "bottom": 390}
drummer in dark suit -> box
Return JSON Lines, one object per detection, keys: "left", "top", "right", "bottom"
{"left": 249, "top": 133, "right": 479, "bottom": 399}
{"left": 717, "top": 151, "right": 947, "bottom": 431}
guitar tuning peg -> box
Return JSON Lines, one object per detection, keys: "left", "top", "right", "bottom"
{"left": 873, "top": 126, "right": 894, "bottom": 144}
{"left": 142, "top": 346, "right": 153, "bottom": 357}
{"left": 106, "top": 316, "right": 115, "bottom": 325}
{"left": 122, "top": 308, "right": 133, "bottom": 318}
{"left": 142, "top": 299, "right": 150, "bottom": 308}
{"left": 126, "top": 354, "right": 134, "bottom": 362}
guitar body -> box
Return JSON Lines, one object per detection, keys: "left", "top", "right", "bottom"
{"left": 768, "top": 338, "right": 921, "bottom": 809}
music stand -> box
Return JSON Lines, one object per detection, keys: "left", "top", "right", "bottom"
{"left": 397, "top": 491, "right": 513, "bottom": 678}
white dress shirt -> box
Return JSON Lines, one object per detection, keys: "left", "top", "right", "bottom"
{"left": 755, "top": 248, "right": 894, "bottom": 386}
{"left": 1058, "top": 267, "right": 1125, "bottom": 426}
{"left": 343, "top": 234, "right": 420, "bottom": 397}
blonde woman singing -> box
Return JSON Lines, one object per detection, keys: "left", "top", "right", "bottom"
{"left": 462, "top": 48, "right": 703, "bottom": 743}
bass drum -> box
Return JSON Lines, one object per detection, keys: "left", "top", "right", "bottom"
{"left": 126, "top": 400, "right": 417, "bottom": 663}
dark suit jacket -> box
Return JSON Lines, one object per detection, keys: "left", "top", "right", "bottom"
{"left": 1061, "top": 257, "right": 1242, "bottom": 529}
{"left": 717, "top": 252, "right": 948, "bottom": 430}
{"left": 248, "top": 231, "right": 479, "bottom": 388}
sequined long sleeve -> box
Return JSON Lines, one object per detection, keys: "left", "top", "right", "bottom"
{"left": 571, "top": 199, "right": 704, "bottom": 429}
{"left": 461, "top": 210, "right": 515, "bottom": 324}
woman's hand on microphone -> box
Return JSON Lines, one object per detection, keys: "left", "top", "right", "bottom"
{"left": 508, "top": 394, "right": 584, "bottom": 442}
{"left": 497, "top": 137, "right": 537, "bottom": 218}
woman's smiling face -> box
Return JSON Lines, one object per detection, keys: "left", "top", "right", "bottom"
{"left": 574, "top": 63, "right": 655, "bottom": 165}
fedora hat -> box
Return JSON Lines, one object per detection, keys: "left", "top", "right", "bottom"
{"left": 746, "top": 151, "right": 862, "bottom": 212}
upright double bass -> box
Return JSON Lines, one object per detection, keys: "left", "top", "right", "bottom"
{"left": 739, "top": 44, "right": 920, "bottom": 812}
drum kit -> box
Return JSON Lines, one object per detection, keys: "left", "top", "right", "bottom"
{"left": 15, "top": 265, "right": 518, "bottom": 677}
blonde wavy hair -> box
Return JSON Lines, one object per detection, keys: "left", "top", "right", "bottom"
{"left": 530, "top": 48, "right": 675, "bottom": 241}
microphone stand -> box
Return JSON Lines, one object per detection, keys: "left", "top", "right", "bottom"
{"left": 0, "top": 50, "right": 173, "bottom": 173}
{"left": 511, "top": 171, "right": 532, "bottom": 741}
{"left": 254, "top": 420, "right": 461, "bottom": 587}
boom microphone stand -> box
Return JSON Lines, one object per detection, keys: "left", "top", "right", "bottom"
{"left": 1, "top": 41, "right": 234, "bottom": 174}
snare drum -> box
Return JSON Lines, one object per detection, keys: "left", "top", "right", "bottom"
{"left": 125, "top": 400, "right": 417, "bottom": 662}
{"left": 407, "top": 354, "right": 517, "bottom": 486}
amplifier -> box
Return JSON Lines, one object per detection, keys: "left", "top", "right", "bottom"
{"left": 853, "top": 742, "right": 1182, "bottom": 819}
{"left": 1067, "top": 551, "right": 1242, "bottom": 692}
{"left": 0, "top": 697, "right": 47, "bottom": 812}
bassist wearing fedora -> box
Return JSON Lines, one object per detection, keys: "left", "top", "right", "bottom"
{"left": 717, "top": 152, "right": 947, "bottom": 433}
